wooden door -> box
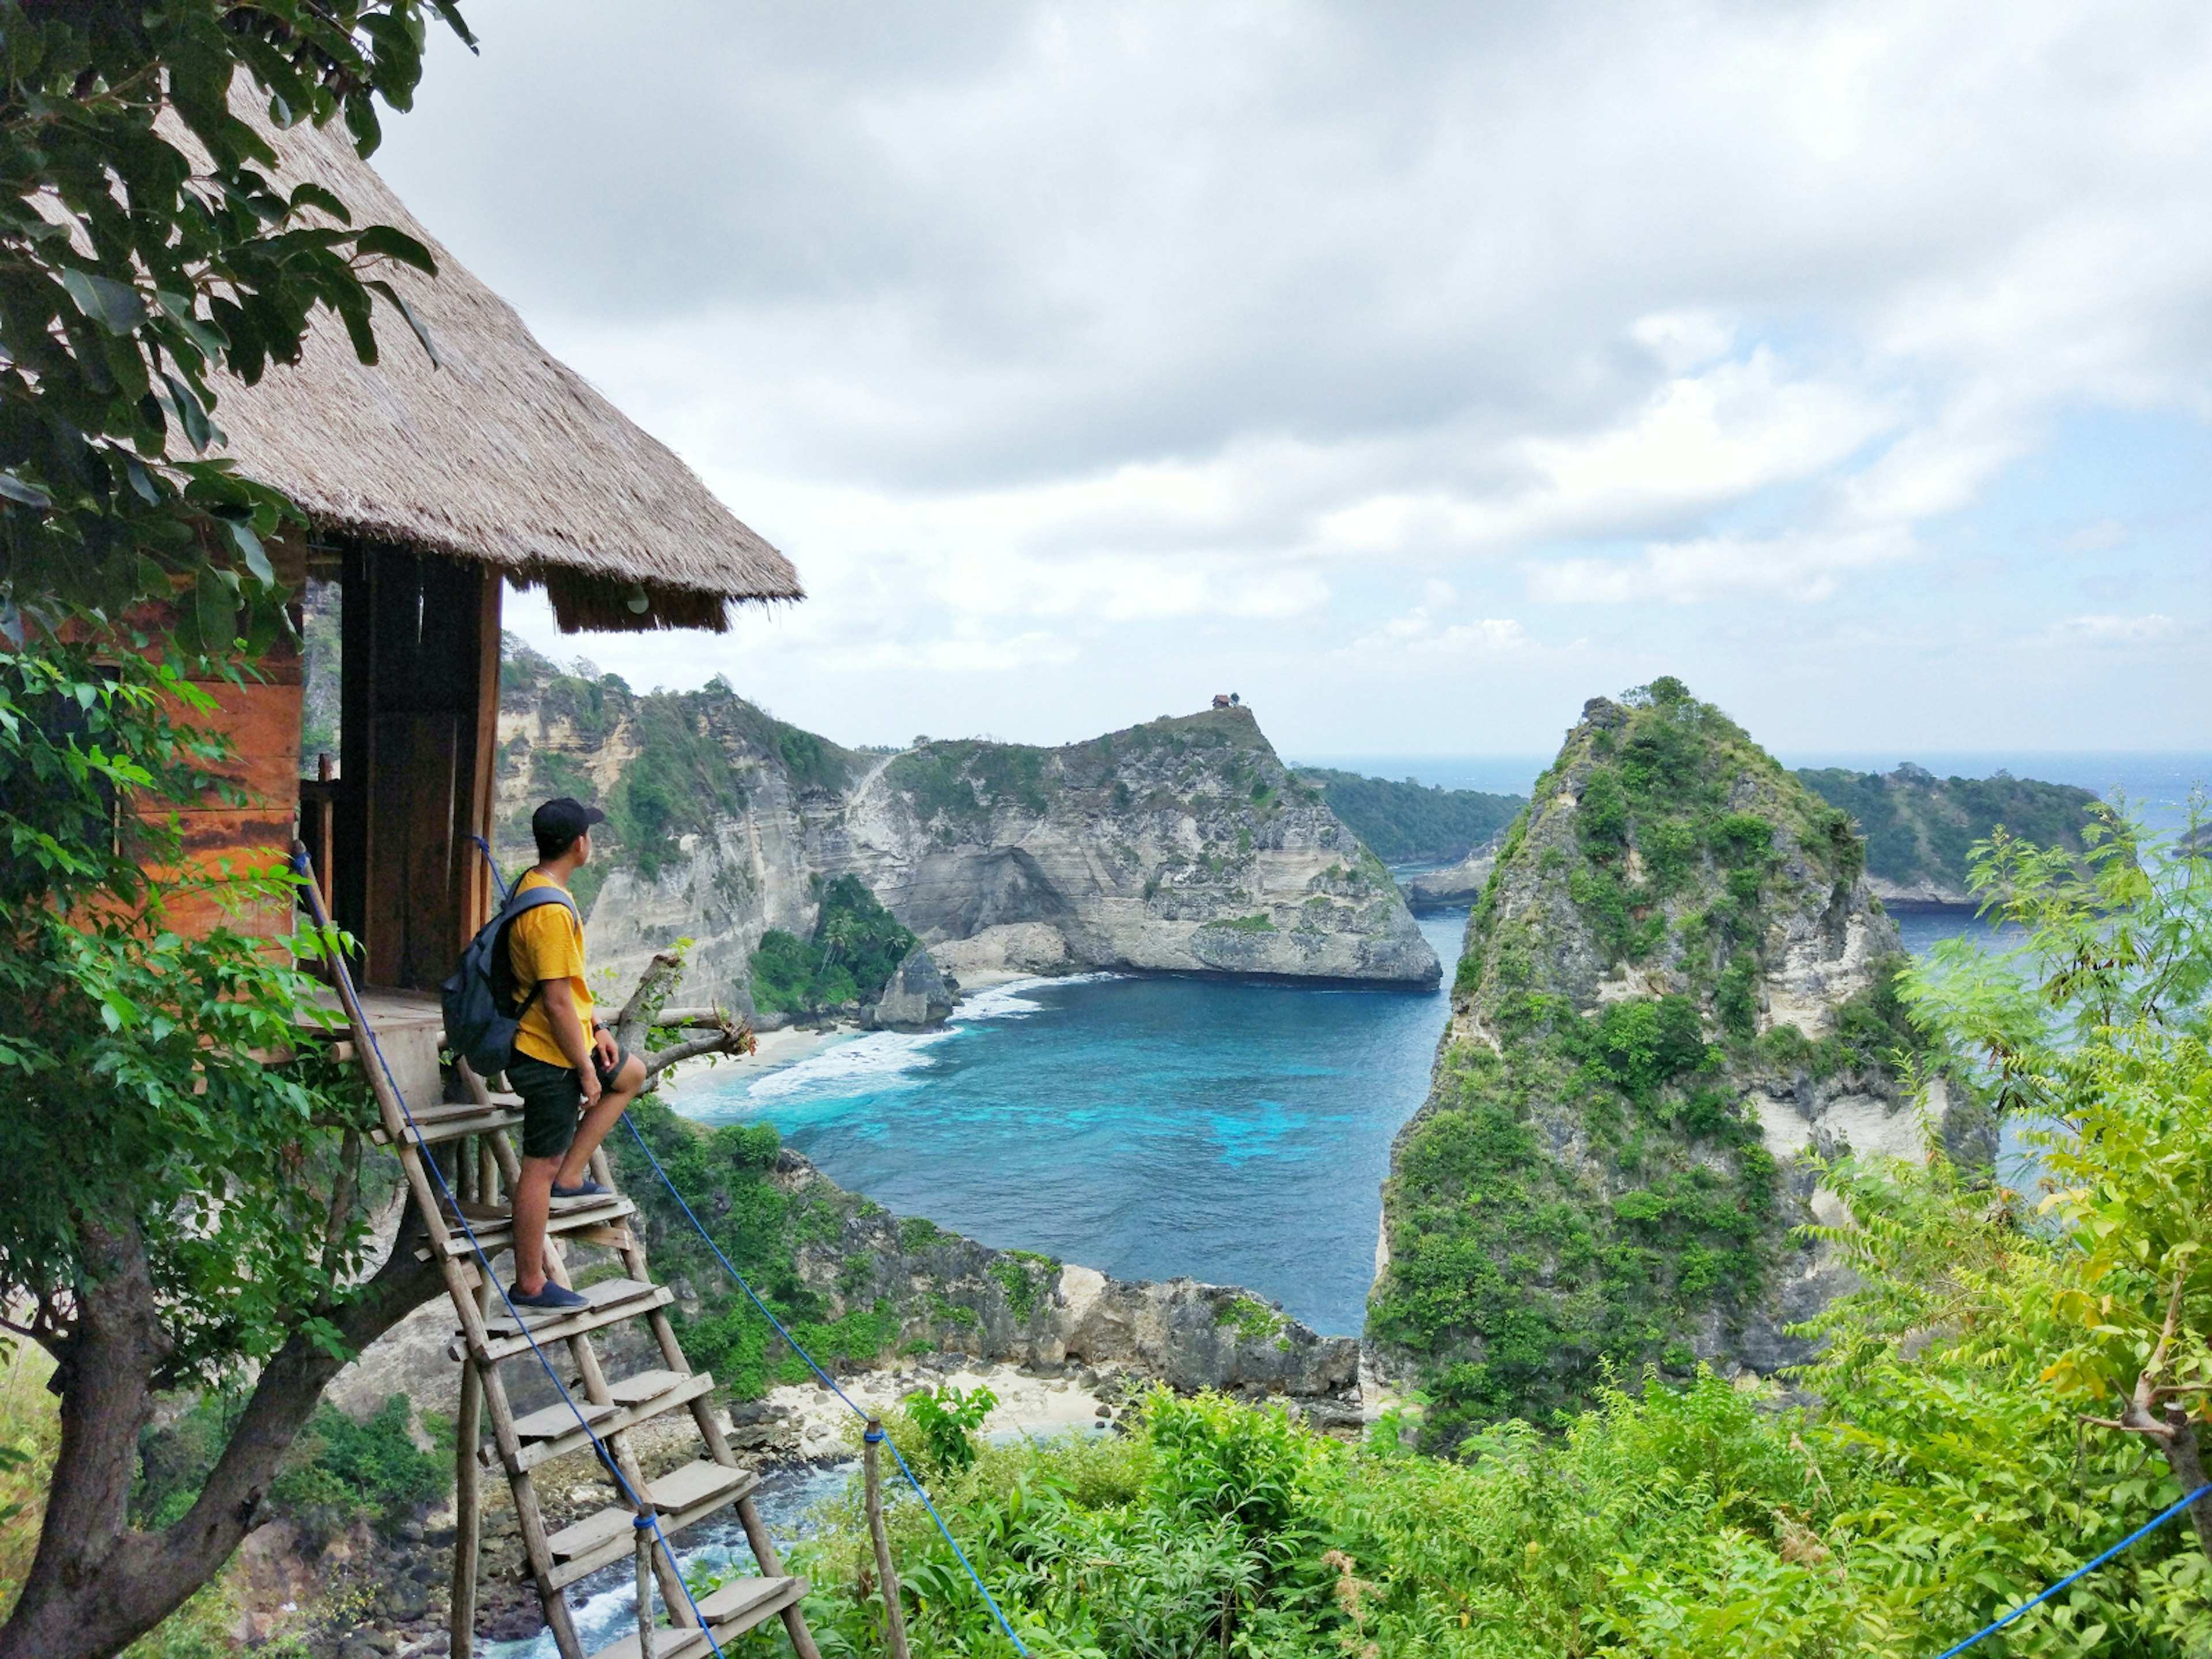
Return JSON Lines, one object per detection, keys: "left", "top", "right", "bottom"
{"left": 340, "top": 544, "right": 502, "bottom": 990}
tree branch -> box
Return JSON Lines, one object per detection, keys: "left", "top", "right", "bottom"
{"left": 0, "top": 1197, "right": 449, "bottom": 1659}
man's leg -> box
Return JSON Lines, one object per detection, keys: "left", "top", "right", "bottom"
{"left": 555, "top": 1052, "right": 648, "bottom": 1188}
{"left": 512, "top": 1154, "right": 561, "bottom": 1296}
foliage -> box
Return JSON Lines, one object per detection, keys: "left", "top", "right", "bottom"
{"left": 1294, "top": 767, "right": 1525, "bottom": 863}
{"left": 132, "top": 1391, "right": 440, "bottom": 1535}
{"left": 1797, "top": 764, "right": 2098, "bottom": 892}
{"left": 903, "top": 1384, "right": 999, "bottom": 1478}
{"left": 0, "top": 644, "right": 377, "bottom": 1388}
{"left": 0, "top": 0, "right": 471, "bottom": 639}
{"left": 750, "top": 875, "right": 918, "bottom": 1014}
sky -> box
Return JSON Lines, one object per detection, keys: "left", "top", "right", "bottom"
{"left": 372, "top": 1, "right": 2211, "bottom": 760}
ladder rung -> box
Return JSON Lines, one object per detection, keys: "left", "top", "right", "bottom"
{"left": 514, "top": 1372, "right": 715, "bottom": 1471}
{"left": 607, "top": 1368, "right": 691, "bottom": 1406}
{"left": 509, "top": 1397, "right": 619, "bottom": 1441}
{"left": 372, "top": 1097, "right": 524, "bottom": 1146}
{"left": 698, "top": 1575, "right": 808, "bottom": 1638}
{"left": 546, "top": 1464, "right": 759, "bottom": 1589}
{"left": 419, "top": 1194, "right": 637, "bottom": 1262}
{"left": 582, "top": 1580, "right": 807, "bottom": 1659}
{"left": 464, "top": 1279, "right": 672, "bottom": 1363}
{"left": 585, "top": 1627, "right": 710, "bottom": 1659}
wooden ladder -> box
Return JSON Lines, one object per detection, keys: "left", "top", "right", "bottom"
{"left": 324, "top": 963, "right": 822, "bottom": 1659}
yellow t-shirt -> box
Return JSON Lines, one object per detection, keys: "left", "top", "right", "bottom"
{"left": 508, "top": 869, "right": 594, "bottom": 1068}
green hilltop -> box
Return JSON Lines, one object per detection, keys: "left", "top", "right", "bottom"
{"left": 1369, "top": 679, "right": 1949, "bottom": 1440}
{"left": 1293, "top": 767, "right": 1525, "bottom": 863}
{"left": 1795, "top": 762, "right": 2098, "bottom": 897}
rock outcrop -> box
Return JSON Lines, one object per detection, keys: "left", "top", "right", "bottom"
{"left": 1367, "top": 680, "right": 1990, "bottom": 1445}
{"left": 1403, "top": 849, "right": 1496, "bottom": 911}
{"left": 493, "top": 646, "right": 1438, "bottom": 1007}
{"left": 868, "top": 944, "right": 956, "bottom": 1030}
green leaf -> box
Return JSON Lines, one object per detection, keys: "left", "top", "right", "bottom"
{"left": 160, "top": 372, "right": 213, "bottom": 452}
{"left": 365, "top": 279, "right": 440, "bottom": 368}
{"left": 287, "top": 181, "right": 352, "bottom": 225}
{"left": 58, "top": 268, "right": 147, "bottom": 335}
{"left": 223, "top": 517, "right": 274, "bottom": 588}
{"left": 354, "top": 224, "right": 437, "bottom": 275}
{"left": 193, "top": 563, "right": 236, "bottom": 649}
{"left": 0, "top": 471, "right": 52, "bottom": 508}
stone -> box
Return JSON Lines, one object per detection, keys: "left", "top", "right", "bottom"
{"left": 1404, "top": 850, "right": 1495, "bottom": 913}
{"left": 870, "top": 946, "right": 955, "bottom": 1031}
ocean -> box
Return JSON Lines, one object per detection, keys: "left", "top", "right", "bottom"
{"left": 1293, "top": 751, "right": 2211, "bottom": 839}
{"left": 679, "top": 908, "right": 1472, "bottom": 1339}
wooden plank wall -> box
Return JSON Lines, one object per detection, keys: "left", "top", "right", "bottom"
{"left": 347, "top": 545, "right": 502, "bottom": 990}
{"left": 142, "top": 537, "right": 308, "bottom": 944}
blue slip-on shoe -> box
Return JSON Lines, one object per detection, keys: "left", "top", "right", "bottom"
{"left": 508, "top": 1281, "right": 589, "bottom": 1312}
{"left": 548, "top": 1178, "right": 612, "bottom": 1207}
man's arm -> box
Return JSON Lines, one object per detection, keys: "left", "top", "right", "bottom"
{"left": 538, "top": 979, "right": 603, "bottom": 1106}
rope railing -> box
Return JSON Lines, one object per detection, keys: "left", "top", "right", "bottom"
{"left": 472, "top": 836, "right": 1037, "bottom": 1654}
{"left": 291, "top": 849, "right": 732, "bottom": 1659}
{"left": 1930, "top": 1484, "right": 2212, "bottom": 1659}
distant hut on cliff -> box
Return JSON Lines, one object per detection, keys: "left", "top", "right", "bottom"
{"left": 169, "top": 94, "right": 801, "bottom": 1028}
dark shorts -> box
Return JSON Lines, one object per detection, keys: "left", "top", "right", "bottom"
{"left": 506, "top": 1041, "right": 630, "bottom": 1161}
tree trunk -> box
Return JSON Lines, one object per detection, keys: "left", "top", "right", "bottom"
{"left": 2156, "top": 1404, "right": 2212, "bottom": 1566}
{"left": 0, "top": 1202, "right": 447, "bottom": 1659}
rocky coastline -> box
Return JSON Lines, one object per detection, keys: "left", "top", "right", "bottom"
{"left": 491, "top": 648, "right": 1438, "bottom": 1017}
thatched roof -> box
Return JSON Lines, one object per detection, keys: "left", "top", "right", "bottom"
{"left": 200, "top": 100, "right": 802, "bottom": 632}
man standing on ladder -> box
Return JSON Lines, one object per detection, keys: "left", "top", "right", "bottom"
{"left": 505, "top": 797, "right": 649, "bottom": 1310}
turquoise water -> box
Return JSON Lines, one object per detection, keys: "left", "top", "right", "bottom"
{"left": 679, "top": 910, "right": 1471, "bottom": 1338}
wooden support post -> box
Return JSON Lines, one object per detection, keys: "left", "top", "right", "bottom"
{"left": 451, "top": 1354, "right": 483, "bottom": 1658}
{"left": 863, "top": 1421, "right": 911, "bottom": 1659}
{"left": 633, "top": 1517, "right": 658, "bottom": 1659}
{"left": 735, "top": 1493, "right": 823, "bottom": 1659}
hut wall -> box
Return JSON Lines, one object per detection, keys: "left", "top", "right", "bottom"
{"left": 139, "top": 542, "right": 306, "bottom": 944}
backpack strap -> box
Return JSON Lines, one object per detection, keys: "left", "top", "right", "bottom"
{"left": 498, "top": 885, "right": 581, "bottom": 1016}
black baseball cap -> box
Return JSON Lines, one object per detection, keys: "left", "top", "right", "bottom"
{"left": 532, "top": 797, "right": 605, "bottom": 850}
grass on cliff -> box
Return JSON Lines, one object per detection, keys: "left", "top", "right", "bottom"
{"left": 1376, "top": 679, "right": 1933, "bottom": 1436}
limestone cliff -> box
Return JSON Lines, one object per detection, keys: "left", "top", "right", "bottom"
{"left": 491, "top": 643, "right": 1437, "bottom": 1007}
{"left": 1367, "top": 680, "right": 1990, "bottom": 1444}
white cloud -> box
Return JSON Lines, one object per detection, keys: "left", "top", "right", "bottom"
{"left": 1528, "top": 528, "right": 1916, "bottom": 605}
{"left": 370, "top": 0, "right": 2212, "bottom": 751}
{"left": 2050, "top": 612, "right": 2190, "bottom": 643}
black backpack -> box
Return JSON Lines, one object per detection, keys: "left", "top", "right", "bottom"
{"left": 441, "top": 884, "right": 579, "bottom": 1078}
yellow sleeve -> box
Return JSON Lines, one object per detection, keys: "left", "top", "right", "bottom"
{"left": 508, "top": 900, "right": 584, "bottom": 995}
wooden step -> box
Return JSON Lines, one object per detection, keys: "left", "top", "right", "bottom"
{"left": 583, "top": 1623, "right": 711, "bottom": 1659}
{"left": 697, "top": 1574, "right": 808, "bottom": 1638}
{"left": 418, "top": 1192, "right": 637, "bottom": 1262}
{"left": 508, "top": 1397, "right": 619, "bottom": 1441}
{"left": 371, "top": 1094, "right": 524, "bottom": 1146}
{"left": 458, "top": 1279, "right": 673, "bottom": 1363}
{"left": 511, "top": 1371, "right": 715, "bottom": 1472}
{"left": 582, "top": 1579, "right": 808, "bottom": 1659}
{"left": 546, "top": 1464, "right": 758, "bottom": 1590}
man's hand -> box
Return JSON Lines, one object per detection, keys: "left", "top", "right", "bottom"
{"left": 594, "top": 1025, "right": 619, "bottom": 1070}
{"left": 580, "top": 1066, "right": 603, "bottom": 1110}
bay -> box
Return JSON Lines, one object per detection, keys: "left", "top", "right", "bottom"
{"left": 679, "top": 910, "right": 1471, "bottom": 1338}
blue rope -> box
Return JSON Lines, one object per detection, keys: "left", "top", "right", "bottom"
{"left": 290, "top": 850, "right": 729, "bottom": 1659}
{"left": 465, "top": 835, "right": 1035, "bottom": 1653}
{"left": 619, "top": 1113, "right": 1037, "bottom": 1657}
{"left": 1930, "top": 1483, "right": 2212, "bottom": 1658}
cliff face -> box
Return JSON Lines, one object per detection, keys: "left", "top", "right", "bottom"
{"left": 492, "top": 645, "right": 1437, "bottom": 1007}
{"left": 1368, "top": 681, "right": 1988, "bottom": 1444}
{"left": 1796, "top": 762, "right": 2098, "bottom": 908}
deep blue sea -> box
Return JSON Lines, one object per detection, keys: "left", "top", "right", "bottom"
{"left": 679, "top": 910, "right": 1471, "bottom": 1338}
